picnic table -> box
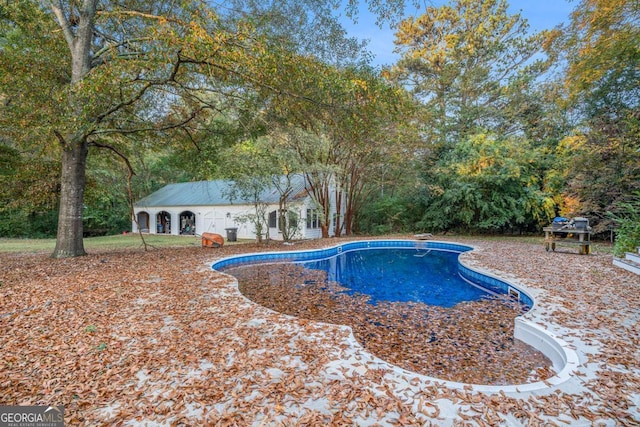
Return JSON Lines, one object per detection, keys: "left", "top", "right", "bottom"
{"left": 543, "top": 227, "right": 592, "bottom": 255}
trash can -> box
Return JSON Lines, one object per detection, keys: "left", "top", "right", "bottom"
{"left": 225, "top": 227, "right": 238, "bottom": 242}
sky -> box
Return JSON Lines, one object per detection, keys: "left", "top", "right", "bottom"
{"left": 340, "top": 0, "right": 576, "bottom": 67}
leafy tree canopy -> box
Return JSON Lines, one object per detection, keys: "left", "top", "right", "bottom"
{"left": 390, "top": 0, "right": 551, "bottom": 147}
{"left": 0, "top": 0, "right": 409, "bottom": 255}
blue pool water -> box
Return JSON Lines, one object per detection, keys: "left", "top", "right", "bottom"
{"left": 299, "top": 248, "right": 492, "bottom": 307}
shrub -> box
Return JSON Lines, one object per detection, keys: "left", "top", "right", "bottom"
{"left": 610, "top": 192, "right": 640, "bottom": 258}
{"left": 0, "top": 210, "right": 58, "bottom": 238}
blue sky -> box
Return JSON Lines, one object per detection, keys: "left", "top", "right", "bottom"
{"left": 340, "top": 0, "right": 576, "bottom": 67}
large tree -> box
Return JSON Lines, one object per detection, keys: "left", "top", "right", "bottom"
{"left": 387, "top": 0, "right": 559, "bottom": 233}
{"left": 548, "top": 0, "right": 640, "bottom": 228}
{"left": 390, "top": 0, "right": 550, "bottom": 148}
{"left": 1, "top": 0, "right": 410, "bottom": 256}
{"left": 1, "top": 0, "right": 272, "bottom": 256}
{"left": 417, "top": 132, "right": 555, "bottom": 232}
{"left": 258, "top": 60, "right": 414, "bottom": 237}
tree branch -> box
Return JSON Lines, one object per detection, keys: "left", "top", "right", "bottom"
{"left": 49, "top": 0, "right": 75, "bottom": 51}
{"left": 91, "top": 107, "right": 203, "bottom": 136}
{"left": 98, "top": 9, "right": 180, "bottom": 23}
{"left": 92, "top": 37, "right": 154, "bottom": 64}
{"left": 93, "top": 54, "right": 183, "bottom": 124}
{"left": 179, "top": 56, "right": 331, "bottom": 109}
{"left": 53, "top": 130, "right": 67, "bottom": 147}
{"left": 88, "top": 140, "right": 136, "bottom": 177}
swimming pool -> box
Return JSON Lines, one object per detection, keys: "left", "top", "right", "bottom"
{"left": 212, "top": 239, "right": 578, "bottom": 388}
{"left": 300, "top": 248, "right": 493, "bottom": 307}
{"left": 213, "top": 240, "right": 533, "bottom": 308}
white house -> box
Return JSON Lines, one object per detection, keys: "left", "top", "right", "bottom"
{"left": 131, "top": 175, "right": 345, "bottom": 241}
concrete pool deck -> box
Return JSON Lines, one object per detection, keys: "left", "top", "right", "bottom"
{"left": 0, "top": 237, "right": 638, "bottom": 425}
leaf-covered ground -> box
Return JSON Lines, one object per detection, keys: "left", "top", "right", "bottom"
{"left": 1, "top": 237, "right": 638, "bottom": 425}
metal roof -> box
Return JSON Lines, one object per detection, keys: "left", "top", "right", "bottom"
{"left": 134, "top": 176, "right": 309, "bottom": 208}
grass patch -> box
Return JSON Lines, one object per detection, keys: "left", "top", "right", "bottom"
{"left": 0, "top": 234, "right": 203, "bottom": 253}
{"left": 1, "top": 233, "right": 614, "bottom": 255}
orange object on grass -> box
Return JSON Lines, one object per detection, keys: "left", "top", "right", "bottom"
{"left": 201, "top": 232, "right": 224, "bottom": 248}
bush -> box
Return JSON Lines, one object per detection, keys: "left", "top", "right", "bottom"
{"left": 83, "top": 203, "right": 131, "bottom": 236}
{"left": 610, "top": 192, "right": 640, "bottom": 258}
{"left": 357, "top": 195, "right": 413, "bottom": 235}
{"left": 0, "top": 210, "right": 58, "bottom": 238}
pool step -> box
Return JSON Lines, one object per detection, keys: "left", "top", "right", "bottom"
{"left": 414, "top": 249, "right": 431, "bottom": 257}
{"left": 613, "top": 250, "right": 640, "bottom": 276}
{"left": 627, "top": 251, "right": 640, "bottom": 264}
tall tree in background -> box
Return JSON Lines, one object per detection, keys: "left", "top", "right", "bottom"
{"left": 325, "top": 69, "right": 416, "bottom": 236}
{"left": 549, "top": 0, "right": 640, "bottom": 229}
{"left": 417, "top": 133, "right": 555, "bottom": 232}
{"left": 257, "top": 58, "right": 413, "bottom": 237}
{"left": 388, "top": 0, "right": 556, "bottom": 232}
{"left": 390, "top": 0, "right": 550, "bottom": 147}
{"left": 218, "top": 0, "right": 371, "bottom": 67}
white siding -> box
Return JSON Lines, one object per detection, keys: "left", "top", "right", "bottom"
{"left": 132, "top": 186, "right": 346, "bottom": 240}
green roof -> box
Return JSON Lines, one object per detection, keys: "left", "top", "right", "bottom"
{"left": 134, "top": 177, "right": 309, "bottom": 208}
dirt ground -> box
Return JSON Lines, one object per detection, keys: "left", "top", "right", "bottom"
{"left": 1, "top": 236, "right": 638, "bottom": 425}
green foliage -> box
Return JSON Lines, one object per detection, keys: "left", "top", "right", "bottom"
{"left": 555, "top": 115, "right": 640, "bottom": 232}
{"left": 82, "top": 205, "right": 130, "bottom": 237}
{"left": 609, "top": 192, "right": 640, "bottom": 258}
{"left": 82, "top": 154, "right": 135, "bottom": 236}
{"left": 0, "top": 0, "right": 635, "bottom": 245}
{"left": 0, "top": 142, "right": 61, "bottom": 238}
{"left": 0, "top": 0, "right": 70, "bottom": 147}
{"left": 416, "top": 134, "right": 555, "bottom": 233}
{"left": 0, "top": 210, "right": 58, "bottom": 238}
{"left": 548, "top": 0, "right": 640, "bottom": 231}
{"left": 356, "top": 194, "right": 412, "bottom": 235}
{"left": 0, "top": 144, "right": 60, "bottom": 213}
{"left": 554, "top": 0, "right": 639, "bottom": 109}
{"left": 391, "top": 0, "right": 550, "bottom": 146}
{"left": 221, "top": 0, "right": 376, "bottom": 66}
{"left": 387, "top": 0, "right": 561, "bottom": 236}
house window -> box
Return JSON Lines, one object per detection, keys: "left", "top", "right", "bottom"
{"left": 268, "top": 210, "right": 277, "bottom": 228}
{"left": 306, "top": 209, "right": 320, "bottom": 229}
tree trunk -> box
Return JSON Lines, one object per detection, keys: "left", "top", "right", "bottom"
{"left": 52, "top": 139, "right": 88, "bottom": 258}
{"left": 321, "top": 186, "right": 331, "bottom": 238}
{"left": 334, "top": 184, "right": 343, "bottom": 237}
{"left": 49, "top": 0, "right": 96, "bottom": 257}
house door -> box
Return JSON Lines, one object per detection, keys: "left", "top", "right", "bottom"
{"left": 214, "top": 211, "right": 226, "bottom": 234}
{"left": 156, "top": 211, "right": 171, "bottom": 234}
{"left": 203, "top": 211, "right": 215, "bottom": 233}
{"left": 137, "top": 212, "right": 149, "bottom": 232}
{"left": 179, "top": 211, "right": 196, "bottom": 235}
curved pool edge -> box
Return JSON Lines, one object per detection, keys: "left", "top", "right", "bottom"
{"left": 211, "top": 238, "right": 581, "bottom": 394}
